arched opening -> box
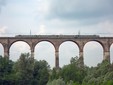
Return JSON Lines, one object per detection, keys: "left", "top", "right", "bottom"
{"left": 35, "top": 41, "right": 55, "bottom": 68}
{"left": 10, "top": 41, "right": 31, "bottom": 61}
{"left": 110, "top": 44, "right": 113, "bottom": 64}
{"left": 59, "top": 41, "right": 79, "bottom": 67}
{"left": 84, "top": 41, "right": 103, "bottom": 67}
{"left": 0, "top": 43, "right": 4, "bottom": 57}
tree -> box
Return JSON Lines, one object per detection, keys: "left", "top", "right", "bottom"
{"left": 82, "top": 60, "right": 112, "bottom": 85}
{"left": 33, "top": 60, "right": 50, "bottom": 85}
{"left": 49, "top": 68, "right": 60, "bottom": 81}
{"left": 0, "top": 56, "right": 14, "bottom": 85}
{"left": 59, "top": 57, "right": 86, "bottom": 84}
{"left": 47, "top": 78, "right": 66, "bottom": 85}
{"left": 13, "top": 53, "right": 34, "bottom": 85}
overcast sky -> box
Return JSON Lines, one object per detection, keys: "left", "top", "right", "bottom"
{"left": 0, "top": 0, "right": 113, "bottom": 68}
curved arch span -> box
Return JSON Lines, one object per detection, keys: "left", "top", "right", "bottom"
{"left": 85, "top": 40, "right": 105, "bottom": 51}
{"left": 35, "top": 41, "right": 55, "bottom": 68}
{"left": 60, "top": 40, "right": 80, "bottom": 51}
{"left": 84, "top": 41, "right": 103, "bottom": 67}
{"left": 59, "top": 41, "right": 79, "bottom": 67}
{"left": 35, "top": 40, "right": 56, "bottom": 50}
{"left": 9, "top": 40, "right": 31, "bottom": 48}
{"left": 9, "top": 41, "right": 31, "bottom": 61}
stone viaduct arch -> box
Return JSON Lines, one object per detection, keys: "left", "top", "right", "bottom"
{"left": 84, "top": 41, "right": 103, "bottom": 66}
{"left": 9, "top": 41, "right": 31, "bottom": 61}
{"left": 0, "top": 35, "right": 113, "bottom": 68}
{"left": 59, "top": 41, "right": 79, "bottom": 67}
{"left": 35, "top": 41, "right": 55, "bottom": 68}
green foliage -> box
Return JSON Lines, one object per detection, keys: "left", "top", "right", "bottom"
{"left": 1, "top": 54, "right": 113, "bottom": 85}
{"left": 48, "top": 56, "right": 86, "bottom": 85}
{"left": 48, "top": 58, "right": 113, "bottom": 85}
{"left": 0, "top": 55, "right": 14, "bottom": 85}
{"left": 105, "top": 81, "right": 113, "bottom": 85}
{"left": 70, "top": 57, "right": 78, "bottom": 64}
{"left": 0, "top": 53, "right": 50, "bottom": 85}
{"left": 59, "top": 57, "right": 86, "bottom": 84}
{"left": 47, "top": 79, "right": 81, "bottom": 85}
{"left": 12, "top": 53, "right": 34, "bottom": 84}
{"left": 47, "top": 78, "right": 66, "bottom": 85}
{"left": 0, "top": 56, "right": 13, "bottom": 76}
{"left": 33, "top": 60, "right": 50, "bottom": 85}
{"left": 49, "top": 68, "right": 60, "bottom": 81}
{"left": 82, "top": 60, "right": 113, "bottom": 85}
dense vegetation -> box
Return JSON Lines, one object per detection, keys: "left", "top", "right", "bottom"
{"left": 0, "top": 53, "right": 113, "bottom": 85}
{"left": 0, "top": 53, "right": 49, "bottom": 85}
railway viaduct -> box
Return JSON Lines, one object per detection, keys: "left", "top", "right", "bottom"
{"left": 0, "top": 35, "right": 113, "bottom": 68}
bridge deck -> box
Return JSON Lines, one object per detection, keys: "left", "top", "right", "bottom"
{"left": 0, "top": 35, "right": 113, "bottom": 39}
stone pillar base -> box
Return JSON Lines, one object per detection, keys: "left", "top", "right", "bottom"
{"left": 78, "top": 51, "right": 84, "bottom": 67}
{"left": 31, "top": 52, "right": 34, "bottom": 58}
{"left": 104, "top": 51, "right": 110, "bottom": 62}
{"left": 4, "top": 51, "right": 9, "bottom": 59}
{"left": 55, "top": 51, "right": 59, "bottom": 69}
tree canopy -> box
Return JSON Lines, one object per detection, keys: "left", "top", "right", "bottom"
{"left": 0, "top": 54, "right": 113, "bottom": 85}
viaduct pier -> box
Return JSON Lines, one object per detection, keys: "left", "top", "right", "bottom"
{"left": 0, "top": 35, "right": 113, "bottom": 68}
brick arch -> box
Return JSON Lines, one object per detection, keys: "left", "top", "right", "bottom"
{"left": 83, "top": 40, "right": 105, "bottom": 51}
{"left": 0, "top": 43, "right": 4, "bottom": 50}
{"left": 0, "top": 35, "right": 112, "bottom": 68}
{"left": 9, "top": 40, "right": 31, "bottom": 61}
{"left": 59, "top": 40, "right": 80, "bottom": 67}
{"left": 0, "top": 42, "right": 4, "bottom": 47}
{"left": 34, "top": 40, "right": 56, "bottom": 68}
{"left": 9, "top": 40, "right": 31, "bottom": 50}
{"left": 34, "top": 40, "right": 56, "bottom": 51}
{"left": 0, "top": 41, "right": 8, "bottom": 53}
{"left": 83, "top": 40, "right": 104, "bottom": 67}
{"left": 110, "top": 41, "right": 113, "bottom": 49}
{"left": 59, "top": 40, "right": 80, "bottom": 51}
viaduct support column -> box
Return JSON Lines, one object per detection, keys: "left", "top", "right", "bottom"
{"left": 104, "top": 51, "right": 110, "bottom": 62}
{"left": 4, "top": 50, "right": 9, "bottom": 58}
{"left": 31, "top": 47, "right": 34, "bottom": 58}
{"left": 79, "top": 51, "right": 84, "bottom": 67}
{"left": 55, "top": 50, "right": 59, "bottom": 69}
{"left": 4, "top": 45, "right": 9, "bottom": 59}
{"left": 79, "top": 51, "right": 84, "bottom": 63}
{"left": 31, "top": 51, "right": 34, "bottom": 58}
{"left": 78, "top": 42, "right": 84, "bottom": 67}
{"left": 103, "top": 41, "right": 110, "bottom": 62}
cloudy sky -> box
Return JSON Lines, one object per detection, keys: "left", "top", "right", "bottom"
{"left": 0, "top": 0, "right": 113, "bottom": 68}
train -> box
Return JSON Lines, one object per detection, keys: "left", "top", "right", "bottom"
{"left": 15, "top": 35, "right": 100, "bottom": 38}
